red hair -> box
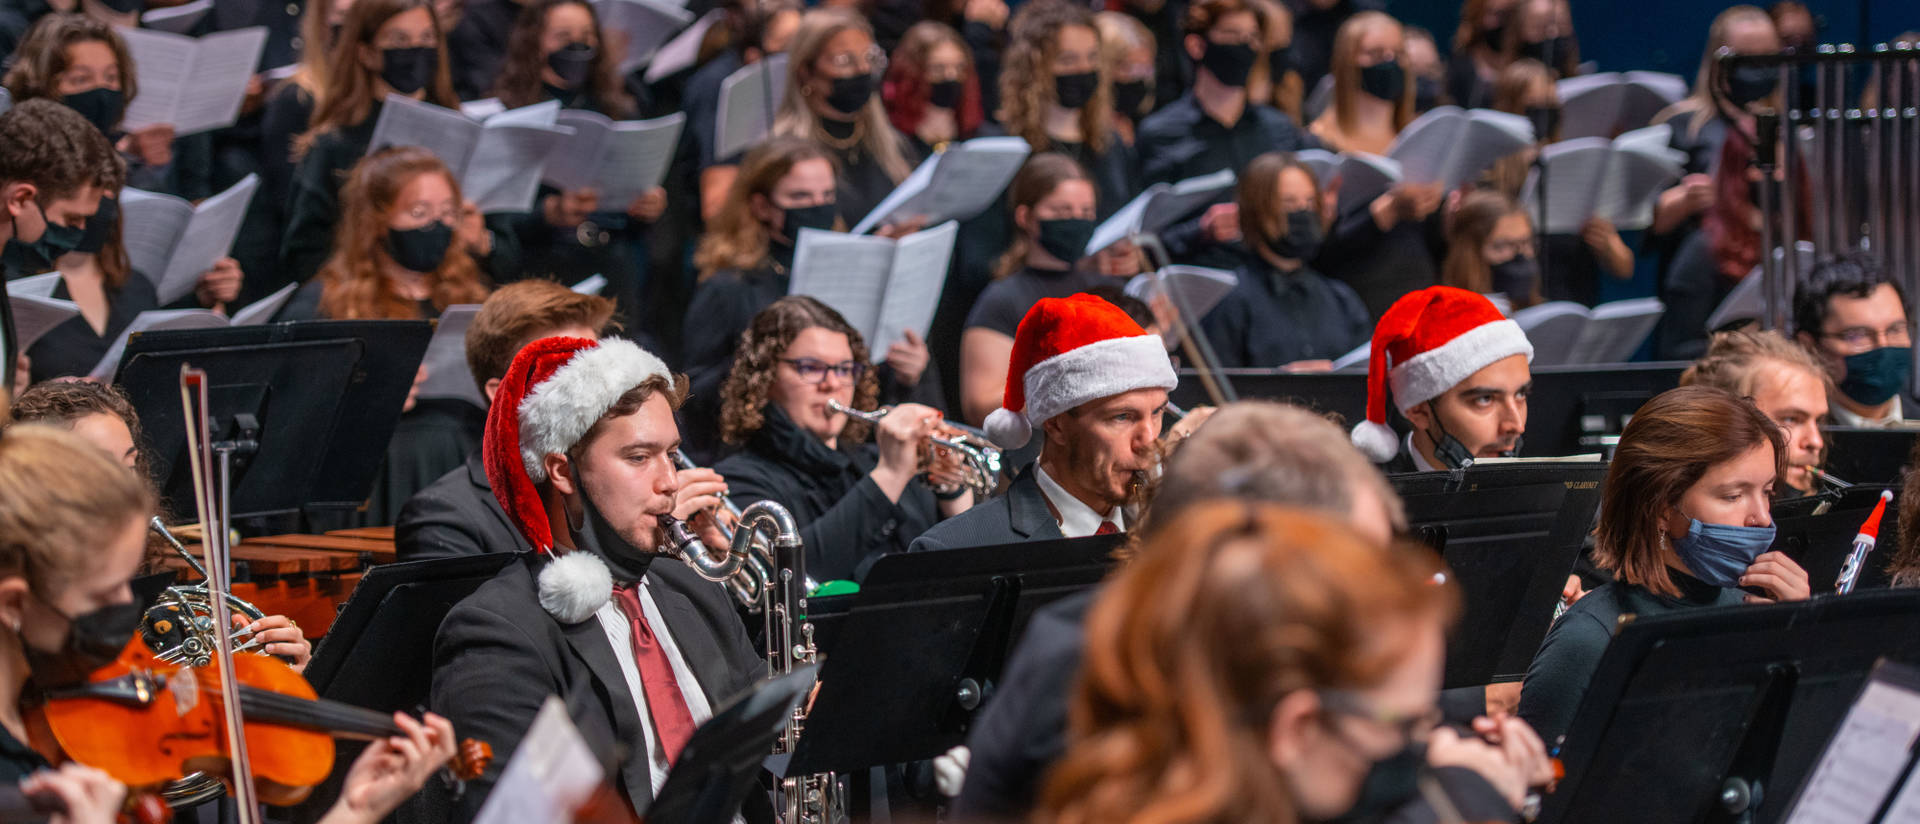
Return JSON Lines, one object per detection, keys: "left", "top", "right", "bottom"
{"left": 882, "top": 21, "right": 984, "bottom": 141}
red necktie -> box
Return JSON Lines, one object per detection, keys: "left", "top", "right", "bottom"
{"left": 1095, "top": 521, "right": 1119, "bottom": 535}
{"left": 609, "top": 585, "right": 697, "bottom": 764}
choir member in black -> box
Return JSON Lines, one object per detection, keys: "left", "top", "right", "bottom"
{"left": 1, "top": 15, "right": 205, "bottom": 200}
{"left": 397, "top": 279, "right": 616, "bottom": 562}
{"left": 1441, "top": 190, "right": 1543, "bottom": 310}
{"left": 0, "top": 425, "right": 461, "bottom": 824}
{"left": 683, "top": 137, "right": 938, "bottom": 460}
{"left": 959, "top": 154, "right": 1110, "bottom": 426}
{"left": 280, "top": 0, "right": 463, "bottom": 286}
{"left": 1199, "top": 152, "right": 1369, "bottom": 369}
{"left": 714, "top": 296, "right": 976, "bottom": 582}
{"left": 1679, "top": 330, "right": 1830, "bottom": 498}
{"left": 1501, "top": 0, "right": 1579, "bottom": 81}
{"left": 1093, "top": 11, "right": 1156, "bottom": 147}
{"left": 1310, "top": 11, "right": 1444, "bottom": 319}
{"left": 1246, "top": 0, "right": 1304, "bottom": 122}
{"left": 1647, "top": 6, "right": 1783, "bottom": 358}
{"left": 883, "top": 21, "right": 986, "bottom": 156}
{"left": 691, "top": 0, "right": 802, "bottom": 222}
{"left": 1404, "top": 24, "right": 1447, "bottom": 112}
{"left": 487, "top": 0, "right": 664, "bottom": 311}
{"left": 1446, "top": 0, "right": 1516, "bottom": 109}
{"left": 767, "top": 8, "right": 921, "bottom": 228}
{"left": 1137, "top": 0, "right": 1314, "bottom": 188}
{"left": 1287, "top": 0, "right": 1382, "bottom": 92}
{"left": 990, "top": 0, "right": 1137, "bottom": 218}
{"left": 1485, "top": 57, "right": 1635, "bottom": 305}
{"left": 1791, "top": 254, "right": 1917, "bottom": 427}
{"left": 1519, "top": 386, "right": 1811, "bottom": 744}
{"left": 251, "top": 0, "right": 352, "bottom": 302}
{"left": 445, "top": 0, "right": 517, "bottom": 99}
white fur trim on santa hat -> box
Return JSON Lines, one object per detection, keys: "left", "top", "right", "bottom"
{"left": 1351, "top": 420, "right": 1400, "bottom": 463}
{"left": 1388, "top": 319, "right": 1533, "bottom": 413}
{"left": 984, "top": 407, "right": 1031, "bottom": 450}
{"left": 518, "top": 338, "right": 671, "bottom": 482}
{"left": 987, "top": 334, "right": 1177, "bottom": 449}
{"left": 537, "top": 550, "right": 612, "bottom": 623}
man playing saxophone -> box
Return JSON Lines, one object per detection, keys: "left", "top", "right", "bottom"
{"left": 430, "top": 337, "right": 767, "bottom": 822}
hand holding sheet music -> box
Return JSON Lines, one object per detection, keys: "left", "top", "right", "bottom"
{"left": 1521, "top": 124, "right": 1685, "bottom": 234}
{"left": 116, "top": 26, "right": 269, "bottom": 135}
{"left": 789, "top": 222, "right": 959, "bottom": 359}
{"left": 87, "top": 283, "right": 297, "bottom": 380}
{"left": 120, "top": 175, "right": 261, "bottom": 306}
{"left": 1086, "top": 169, "right": 1236, "bottom": 255}
{"left": 715, "top": 54, "right": 789, "bottom": 161}
{"left": 368, "top": 96, "right": 574, "bottom": 213}
{"left": 416, "top": 305, "right": 485, "bottom": 408}
{"left": 541, "top": 111, "right": 686, "bottom": 205}
{"left": 851, "top": 137, "right": 1031, "bottom": 234}
{"left": 593, "top": 0, "right": 695, "bottom": 74}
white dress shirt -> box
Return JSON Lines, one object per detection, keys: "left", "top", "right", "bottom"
{"left": 592, "top": 579, "right": 716, "bottom": 800}
{"left": 1034, "top": 464, "right": 1124, "bottom": 537}
{"left": 1831, "top": 395, "right": 1905, "bottom": 428}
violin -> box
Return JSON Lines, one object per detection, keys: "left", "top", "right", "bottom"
{"left": 30, "top": 636, "right": 490, "bottom": 807}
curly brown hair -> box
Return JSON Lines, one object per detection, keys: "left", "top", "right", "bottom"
{"left": 9, "top": 380, "right": 155, "bottom": 502}
{"left": 997, "top": 0, "right": 1112, "bottom": 155}
{"left": 718, "top": 296, "right": 879, "bottom": 445}
{"left": 492, "top": 0, "right": 635, "bottom": 117}
{"left": 2, "top": 14, "right": 139, "bottom": 114}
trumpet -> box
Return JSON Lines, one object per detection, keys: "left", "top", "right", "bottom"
{"left": 669, "top": 449, "right": 778, "bottom": 609}
{"left": 826, "top": 399, "right": 1002, "bottom": 499}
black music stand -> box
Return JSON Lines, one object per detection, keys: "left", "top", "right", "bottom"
{"left": 1394, "top": 462, "right": 1608, "bottom": 688}
{"left": 787, "top": 534, "right": 1124, "bottom": 776}
{"left": 111, "top": 320, "right": 431, "bottom": 520}
{"left": 1539, "top": 589, "right": 1920, "bottom": 824}
{"left": 1771, "top": 484, "right": 1902, "bottom": 595}
{"left": 1822, "top": 427, "right": 1920, "bottom": 486}
{"left": 647, "top": 665, "right": 817, "bottom": 824}
{"left": 287, "top": 552, "right": 518, "bottom": 824}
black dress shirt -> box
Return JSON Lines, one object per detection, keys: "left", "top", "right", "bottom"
{"left": 1135, "top": 93, "right": 1318, "bottom": 186}
{"left": 1199, "top": 255, "right": 1371, "bottom": 367}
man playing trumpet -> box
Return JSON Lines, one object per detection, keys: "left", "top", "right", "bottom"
{"left": 912, "top": 294, "right": 1178, "bottom": 550}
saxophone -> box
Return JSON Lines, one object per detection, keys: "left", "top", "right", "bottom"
{"left": 660, "top": 500, "right": 840, "bottom": 823}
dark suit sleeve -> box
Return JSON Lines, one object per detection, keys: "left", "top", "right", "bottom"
{"left": 396, "top": 486, "right": 485, "bottom": 563}
{"left": 952, "top": 606, "right": 1082, "bottom": 819}
{"left": 1516, "top": 610, "right": 1612, "bottom": 746}
{"left": 431, "top": 601, "right": 567, "bottom": 822}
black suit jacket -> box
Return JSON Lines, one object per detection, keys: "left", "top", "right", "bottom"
{"left": 396, "top": 453, "right": 525, "bottom": 562}
{"left": 906, "top": 465, "right": 1062, "bottom": 554}
{"left": 430, "top": 553, "right": 768, "bottom": 822}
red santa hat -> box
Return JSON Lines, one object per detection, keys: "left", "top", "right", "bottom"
{"left": 982, "top": 293, "right": 1177, "bottom": 449}
{"left": 484, "top": 335, "right": 673, "bottom": 623}
{"left": 1351, "top": 286, "right": 1534, "bottom": 462}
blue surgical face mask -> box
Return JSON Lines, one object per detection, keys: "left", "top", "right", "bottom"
{"left": 1838, "top": 345, "right": 1912, "bottom": 407}
{"left": 1671, "top": 518, "right": 1776, "bottom": 589}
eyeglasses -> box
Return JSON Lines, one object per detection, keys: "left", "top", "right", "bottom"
{"left": 1821, "top": 323, "right": 1912, "bottom": 352}
{"left": 402, "top": 203, "right": 460, "bottom": 224}
{"left": 781, "top": 357, "right": 866, "bottom": 383}
{"left": 822, "top": 46, "right": 887, "bottom": 77}
{"left": 1485, "top": 238, "right": 1535, "bottom": 259}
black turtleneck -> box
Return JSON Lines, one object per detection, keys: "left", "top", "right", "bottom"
{"left": 566, "top": 480, "right": 660, "bottom": 584}
{"left": 713, "top": 404, "right": 943, "bottom": 581}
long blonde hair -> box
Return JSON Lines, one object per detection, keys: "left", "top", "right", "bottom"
{"left": 0, "top": 426, "right": 155, "bottom": 594}
{"left": 1654, "top": 5, "right": 1778, "bottom": 140}
{"left": 773, "top": 9, "right": 912, "bottom": 183}
{"left": 997, "top": 0, "right": 1112, "bottom": 155}
{"left": 1326, "top": 11, "right": 1415, "bottom": 140}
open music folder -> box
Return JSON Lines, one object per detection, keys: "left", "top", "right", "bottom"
{"left": 115, "top": 25, "right": 268, "bottom": 135}
{"left": 789, "top": 221, "right": 959, "bottom": 358}
{"left": 366, "top": 96, "right": 575, "bottom": 213}
{"left": 850, "top": 136, "right": 1032, "bottom": 235}
{"left": 1782, "top": 659, "right": 1920, "bottom": 824}
{"left": 120, "top": 174, "right": 260, "bottom": 305}
{"left": 1520, "top": 124, "right": 1686, "bottom": 234}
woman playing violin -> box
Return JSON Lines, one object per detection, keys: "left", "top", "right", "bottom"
{"left": 0, "top": 425, "right": 456, "bottom": 824}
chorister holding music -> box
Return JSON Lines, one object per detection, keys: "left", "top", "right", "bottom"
{"left": 13, "top": 1, "right": 1920, "bottom": 822}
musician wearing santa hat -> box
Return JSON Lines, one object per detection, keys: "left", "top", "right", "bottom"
{"left": 429, "top": 336, "right": 766, "bottom": 822}
{"left": 910, "top": 293, "right": 1177, "bottom": 552}
{"left": 1352, "top": 286, "right": 1536, "bottom": 473}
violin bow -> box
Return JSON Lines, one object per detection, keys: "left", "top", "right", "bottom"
{"left": 180, "top": 365, "right": 262, "bottom": 824}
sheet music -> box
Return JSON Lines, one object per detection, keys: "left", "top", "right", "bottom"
{"left": 1885, "top": 765, "right": 1920, "bottom": 823}
{"left": 154, "top": 174, "right": 258, "bottom": 305}
{"left": 1784, "top": 665, "right": 1920, "bottom": 824}
{"left": 1390, "top": 106, "right": 1532, "bottom": 190}
{"left": 460, "top": 98, "right": 508, "bottom": 120}
{"left": 873, "top": 221, "right": 957, "bottom": 355}
{"left": 1332, "top": 152, "right": 1403, "bottom": 214}
{"left": 116, "top": 189, "right": 192, "bottom": 287}
{"left": 1125, "top": 265, "right": 1237, "bottom": 321}
{"left": 87, "top": 309, "right": 228, "bottom": 380}
{"left": 8, "top": 273, "right": 63, "bottom": 299}
{"left": 591, "top": 114, "right": 685, "bottom": 204}
{"left": 416, "top": 304, "right": 484, "bottom": 406}
{"left": 789, "top": 228, "right": 893, "bottom": 350}
{"left": 643, "top": 8, "right": 722, "bottom": 84}
{"left": 229, "top": 282, "right": 296, "bottom": 325}
{"left": 118, "top": 26, "right": 268, "bottom": 135}
{"left": 367, "top": 94, "right": 482, "bottom": 172}
{"left": 715, "top": 54, "right": 787, "bottom": 161}
{"left": 472, "top": 698, "right": 605, "bottom": 824}
{"left": 851, "top": 137, "right": 1030, "bottom": 234}
{"left": 8, "top": 294, "right": 80, "bottom": 350}
{"left": 594, "top": 0, "right": 695, "bottom": 74}
{"left": 464, "top": 103, "right": 569, "bottom": 213}
{"left": 1085, "top": 168, "right": 1234, "bottom": 255}
{"left": 1557, "top": 71, "right": 1687, "bottom": 140}
{"left": 571, "top": 274, "right": 607, "bottom": 295}
{"left": 1523, "top": 127, "right": 1682, "bottom": 234}
{"left": 141, "top": 0, "right": 212, "bottom": 34}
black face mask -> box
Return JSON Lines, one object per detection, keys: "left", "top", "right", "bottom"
{"left": 1525, "top": 105, "right": 1560, "bottom": 140}
{"left": 3, "top": 201, "right": 85, "bottom": 274}
{"left": 1317, "top": 743, "right": 1426, "bottom": 824}
{"left": 1480, "top": 22, "right": 1507, "bottom": 50}
{"left": 23, "top": 598, "right": 144, "bottom": 689}
{"left": 1036, "top": 217, "right": 1095, "bottom": 264}
{"left": 1266, "top": 209, "right": 1322, "bottom": 261}
{"left": 1725, "top": 64, "right": 1779, "bottom": 106}
{"left": 780, "top": 202, "right": 837, "bottom": 240}
{"left": 1490, "top": 255, "right": 1538, "bottom": 300}
{"left": 1268, "top": 45, "right": 1294, "bottom": 79}
{"left": 1413, "top": 75, "right": 1441, "bottom": 112}
{"left": 1358, "top": 61, "right": 1405, "bottom": 103}
{"left": 385, "top": 221, "right": 453, "bottom": 272}
{"left": 1112, "top": 79, "right": 1150, "bottom": 117}
{"left": 824, "top": 73, "right": 874, "bottom": 115}
{"left": 546, "top": 41, "right": 596, "bottom": 90}
{"left": 62, "top": 87, "right": 125, "bottom": 135}
{"left": 1053, "top": 71, "right": 1097, "bottom": 110}
{"left": 928, "top": 79, "right": 963, "bottom": 109}
{"left": 72, "top": 195, "right": 117, "bottom": 255}
{"left": 1201, "top": 41, "right": 1258, "bottom": 88}
{"left": 380, "top": 46, "right": 438, "bottom": 95}
{"left": 567, "top": 475, "right": 658, "bottom": 585}
{"left": 1520, "top": 35, "right": 1572, "bottom": 66}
